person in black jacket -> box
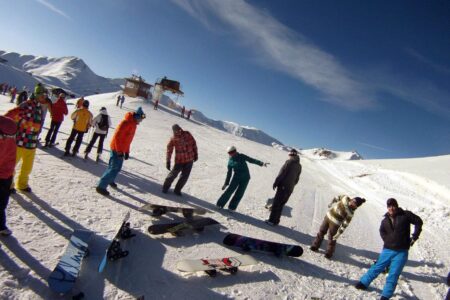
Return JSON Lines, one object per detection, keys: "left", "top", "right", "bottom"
{"left": 355, "top": 198, "right": 423, "bottom": 300}
{"left": 265, "top": 149, "right": 302, "bottom": 226}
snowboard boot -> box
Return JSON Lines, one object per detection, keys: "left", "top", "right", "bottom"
{"left": 324, "top": 253, "right": 333, "bottom": 259}
{"left": 63, "top": 151, "right": 70, "bottom": 157}
{"left": 265, "top": 220, "right": 276, "bottom": 226}
{"left": 96, "top": 187, "right": 110, "bottom": 196}
{"left": 109, "top": 182, "right": 118, "bottom": 188}
{"left": 309, "top": 246, "right": 319, "bottom": 252}
{"left": 174, "top": 190, "right": 182, "bottom": 196}
{"left": 354, "top": 282, "right": 367, "bottom": 290}
{"left": 19, "top": 187, "right": 32, "bottom": 193}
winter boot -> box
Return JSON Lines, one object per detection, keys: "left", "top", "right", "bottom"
{"left": 309, "top": 246, "right": 319, "bottom": 252}
{"left": 109, "top": 182, "right": 118, "bottom": 188}
{"left": 96, "top": 187, "right": 110, "bottom": 196}
{"left": 354, "top": 282, "right": 367, "bottom": 290}
{"left": 19, "top": 187, "right": 32, "bottom": 193}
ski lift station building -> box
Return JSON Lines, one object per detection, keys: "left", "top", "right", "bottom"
{"left": 124, "top": 75, "right": 152, "bottom": 99}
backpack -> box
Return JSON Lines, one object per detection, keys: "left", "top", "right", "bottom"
{"left": 98, "top": 114, "right": 109, "bottom": 131}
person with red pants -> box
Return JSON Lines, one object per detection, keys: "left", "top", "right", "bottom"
{"left": 45, "top": 93, "right": 68, "bottom": 147}
{"left": 0, "top": 116, "right": 17, "bottom": 236}
{"left": 96, "top": 107, "right": 145, "bottom": 196}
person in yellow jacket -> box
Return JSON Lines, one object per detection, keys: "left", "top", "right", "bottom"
{"left": 64, "top": 100, "right": 93, "bottom": 157}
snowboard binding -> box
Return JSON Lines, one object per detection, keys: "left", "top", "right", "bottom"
{"left": 107, "top": 240, "right": 129, "bottom": 261}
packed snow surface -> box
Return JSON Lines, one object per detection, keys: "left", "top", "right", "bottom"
{"left": 0, "top": 92, "right": 448, "bottom": 300}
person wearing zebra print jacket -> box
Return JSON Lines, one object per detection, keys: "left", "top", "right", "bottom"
{"left": 310, "top": 195, "right": 366, "bottom": 259}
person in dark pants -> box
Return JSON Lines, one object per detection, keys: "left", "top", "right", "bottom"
{"left": 216, "top": 146, "right": 268, "bottom": 211}
{"left": 0, "top": 116, "right": 17, "bottom": 236}
{"left": 162, "top": 124, "right": 198, "bottom": 196}
{"left": 355, "top": 198, "right": 423, "bottom": 300}
{"left": 45, "top": 93, "right": 68, "bottom": 147}
{"left": 266, "top": 149, "right": 302, "bottom": 226}
{"left": 64, "top": 100, "right": 93, "bottom": 156}
{"left": 84, "top": 107, "right": 111, "bottom": 161}
{"left": 310, "top": 195, "right": 366, "bottom": 258}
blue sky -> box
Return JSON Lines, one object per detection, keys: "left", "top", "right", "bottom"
{"left": 1, "top": 0, "right": 449, "bottom": 159}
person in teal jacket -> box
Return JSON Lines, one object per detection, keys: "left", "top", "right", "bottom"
{"left": 216, "top": 146, "right": 268, "bottom": 211}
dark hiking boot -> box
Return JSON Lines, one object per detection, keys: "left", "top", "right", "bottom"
{"left": 109, "top": 182, "right": 118, "bottom": 188}
{"left": 309, "top": 246, "right": 319, "bottom": 252}
{"left": 354, "top": 282, "right": 367, "bottom": 290}
{"left": 96, "top": 187, "right": 110, "bottom": 196}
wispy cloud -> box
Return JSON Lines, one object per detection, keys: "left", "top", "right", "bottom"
{"left": 172, "top": 0, "right": 376, "bottom": 110}
{"left": 406, "top": 48, "right": 450, "bottom": 75}
{"left": 357, "top": 142, "right": 393, "bottom": 153}
{"left": 36, "top": 0, "right": 71, "bottom": 20}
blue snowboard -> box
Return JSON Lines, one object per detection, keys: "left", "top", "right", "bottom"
{"left": 48, "top": 229, "right": 93, "bottom": 295}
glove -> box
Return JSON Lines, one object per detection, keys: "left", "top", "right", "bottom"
{"left": 194, "top": 154, "right": 198, "bottom": 162}
{"left": 263, "top": 162, "right": 270, "bottom": 167}
{"left": 272, "top": 183, "right": 277, "bottom": 190}
{"left": 124, "top": 153, "right": 129, "bottom": 160}
{"left": 222, "top": 184, "right": 228, "bottom": 190}
{"left": 166, "top": 161, "right": 171, "bottom": 171}
{"left": 410, "top": 237, "right": 417, "bottom": 247}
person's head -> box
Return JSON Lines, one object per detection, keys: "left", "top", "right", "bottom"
{"left": 82, "top": 100, "right": 90, "bottom": 108}
{"left": 349, "top": 196, "right": 366, "bottom": 210}
{"left": 227, "top": 146, "right": 237, "bottom": 156}
{"left": 289, "top": 149, "right": 298, "bottom": 157}
{"left": 386, "top": 198, "right": 399, "bottom": 216}
{"left": 172, "top": 124, "right": 182, "bottom": 134}
{"left": 133, "top": 107, "right": 146, "bottom": 123}
{"left": 59, "top": 92, "right": 66, "bottom": 99}
{"left": 35, "top": 91, "right": 47, "bottom": 103}
{"left": 100, "top": 107, "right": 107, "bottom": 113}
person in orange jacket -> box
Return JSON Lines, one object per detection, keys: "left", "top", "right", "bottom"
{"left": 96, "top": 107, "right": 146, "bottom": 196}
{"left": 0, "top": 116, "right": 17, "bottom": 236}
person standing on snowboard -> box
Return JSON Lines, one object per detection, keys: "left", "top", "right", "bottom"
{"left": 216, "top": 146, "right": 268, "bottom": 211}
{"left": 265, "top": 148, "right": 302, "bottom": 226}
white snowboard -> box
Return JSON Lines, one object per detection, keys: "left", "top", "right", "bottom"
{"left": 177, "top": 255, "right": 257, "bottom": 272}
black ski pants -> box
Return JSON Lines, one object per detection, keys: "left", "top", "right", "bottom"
{"left": 162, "top": 161, "right": 193, "bottom": 193}
{"left": 268, "top": 186, "right": 293, "bottom": 225}
{"left": 0, "top": 177, "right": 13, "bottom": 230}
{"left": 85, "top": 133, "right": 106, "bottom": 154}
{"left": 45, "top": 120, "right": 62, "bottom": 145}
{"left": 65, "top": 129, "right": 85, "bottom": 154}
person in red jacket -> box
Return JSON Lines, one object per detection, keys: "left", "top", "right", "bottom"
{"left": 162, "top": 124, "right": 198, "bottom": 196}
{"left": 96, "top": 107, "right": 146, "bottom": 196}
{"left": 44, "top": 93, "right": 68, "bottom": 147}
{"left": 0, "top": 116, "right": 17, "bottom": 236}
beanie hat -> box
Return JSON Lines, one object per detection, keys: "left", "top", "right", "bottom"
{"left": 100, "top": 107, "right": 107, "bottom": 112}
{"left": 227, "top": 145, "right": 236, "bottom": 153}
{"left": 289, "top": 149, "right": 298, "bottom": 156}
{"left": 34, "top": 83, "right": 45, "bottom": 96}
{"left": 0, "top": 116, "right": 17, "bottom": 135}
{"left": 82, "top": 100, "right": 90, "bottom": 108}
{"left": 172, "top": 124, "right": 181, "bottom": 131}
{"left": 133, "top": 107, "right": 145, "bottom": 119}
{"left": 387, "top": 198, "right": 398, "bottom": 207}
{"left": 353, "top": 197, "right": 366, "bottom": 207}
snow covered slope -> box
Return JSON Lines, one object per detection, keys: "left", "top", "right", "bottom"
{"left": 0, "top": 50, "right": 121, "bottom": 96}
{"left": 0, "top": 93, "right": 448, "bottom": 299}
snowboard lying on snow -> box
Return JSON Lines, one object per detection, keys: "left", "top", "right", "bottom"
{"left": 177, "top": 255, "right": 257, "bottom": 277}
{"left": 223, "top": 233, "right": 303, "bottom": 257}
{"left": 140, "top": 203, "right": 206, "bottom": 218}
{"left": 148, "top": 217, "right": 219, "bottom": 236}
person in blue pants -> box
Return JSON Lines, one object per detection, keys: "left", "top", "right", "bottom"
{"left": 216, "top": 146, "right": 267, "bottom": 211}
{"left": 355, "top": 198, "right": 423, "bottom": 300}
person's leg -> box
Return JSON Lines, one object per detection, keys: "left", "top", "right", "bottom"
{"left": 45, "top": 121, "right": 56, "bottom": 144}
{"left": 311, "top": 217, "right": 330, "bottom": 249}
{"left": 325, "top": 222, "right": 340, "bottom": 258}
{"left": 0, "top": 177, "right": 13, "bottom": 231}
{"left": 50, "top": 121, "right": 62, "bottom": 145}
{"left": 228, "top": 178, "right": 250, "bottom": 210}
{"left": 268, "top": 188, "right": 291, "bottom": 224}
{"left": 97, "top": 134, "right": 106, "bottom": 154}
{"left": 360, "top": 249, "right": 396, "bottom": 288}
{"left": 381, "top": 250, "right": 408, "bottom": 299}
{"left": 65, "top": 129, "right": 77, "bottom": 153}
{"left": 16, "top": 148, "right": 36, "bottom": 190}
{"left": 73, "top": 131, "right": 84, "bottom": 154}
{"left": 216, "top": 179, "right": 239, "bottom": 208}
{"left": 174, "top": 162, "right": 193, "bottom": 193}
{"left": 97, "top": 152, "right": 124, "bottom": 189}
{"left": 162, "top": 164, "right": 183, "bottom": 192}
{"left": 85, "top": 133, "right": 99, "bottom": 154}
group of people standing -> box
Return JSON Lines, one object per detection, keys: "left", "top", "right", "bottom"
{"left": 0, "top": 84, "right": 425, "bottom": 300}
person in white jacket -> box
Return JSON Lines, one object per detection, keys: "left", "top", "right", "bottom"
{"left": 84, "top": 107, "right": 111, "bottom": 161}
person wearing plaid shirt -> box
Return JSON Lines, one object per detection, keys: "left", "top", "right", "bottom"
{"left": 162, "top": 124, "right": 198, "bottom": 196}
